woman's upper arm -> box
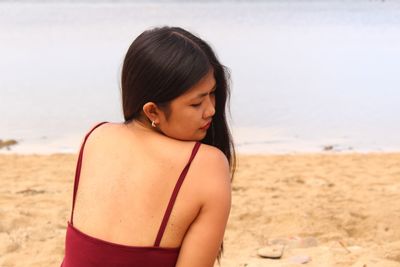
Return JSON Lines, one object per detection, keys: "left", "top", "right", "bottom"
{"left": 175, "top": 147, "right": 232, "bottom": 267}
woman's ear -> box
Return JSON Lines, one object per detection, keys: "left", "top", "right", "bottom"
{"left": 142, "top": 102, "right": 161, "bottom": 124}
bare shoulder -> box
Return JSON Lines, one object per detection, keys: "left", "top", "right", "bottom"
{"left": 89, "top": 121, "right": 120, "bottom": 136}
{"left": 192, "top": 143, "right": 232, "bottom": 204}
{"left": 79, "top": 122, "right": 120, "bottom": 152}
{"left": 195, "top": 143, "right": 230, "bottom": 174}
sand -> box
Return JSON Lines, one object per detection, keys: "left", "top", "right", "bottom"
{"left": 0, "top": 152, "right": 400, "bottom": 267}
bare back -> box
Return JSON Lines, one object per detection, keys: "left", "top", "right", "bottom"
{"left": 72, "top": 121, "right": 231, "bottom": 267}
{"left": 73, "top": 122, "right": 203, "bottom": 246}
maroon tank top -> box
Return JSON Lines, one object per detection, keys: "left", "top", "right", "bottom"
{"left": 60, "top": 121, "right": 202, "bottom": 267}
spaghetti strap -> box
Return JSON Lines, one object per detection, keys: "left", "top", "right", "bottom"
{"left": 69, "top": 121, "right": 109, "bottom": 225}
{"left": 154, "top": 141, "right": 202, "bottom": 247}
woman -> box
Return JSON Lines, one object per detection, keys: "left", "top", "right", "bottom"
{"left": 60, "top": 26, "right": 236, "bottom": 267}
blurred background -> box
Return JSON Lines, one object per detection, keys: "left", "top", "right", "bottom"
{"left": 1, "top": 0, "right": 399, "bottom": 154}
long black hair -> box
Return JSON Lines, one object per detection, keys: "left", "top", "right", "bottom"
{"left": 121, "top": 26, "right": 236, "bottom": 263}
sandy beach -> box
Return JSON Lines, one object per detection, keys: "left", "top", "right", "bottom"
{"left": 1, "top": 152, "right": 400, "bottom": 267}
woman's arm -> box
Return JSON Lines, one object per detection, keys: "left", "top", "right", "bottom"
{"left": 175, "top": 148, "right": 231, "bottom": 267}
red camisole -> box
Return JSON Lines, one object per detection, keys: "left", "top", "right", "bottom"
{"left": 60, "top": 121, "right": 201, "bottom": 267}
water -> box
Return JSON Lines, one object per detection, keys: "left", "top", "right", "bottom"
{"left": 1, "top": 0, "right": 400, "bottom": 154}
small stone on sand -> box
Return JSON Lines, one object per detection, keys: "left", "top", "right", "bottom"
{"left": 289, "top": 255, "right": 311, "bottom": 264}
{"left": 257, "top": 244, "right": 285, "bottom": 259}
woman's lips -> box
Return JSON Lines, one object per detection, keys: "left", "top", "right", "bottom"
{"left": 200, "top": 121, "right": 211, "bottom": 130}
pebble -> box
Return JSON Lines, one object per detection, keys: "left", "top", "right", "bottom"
{"left": 289, "top": 255, "right": 312, "bottom": 264}
{"left": 257, "top": 244, "right": 285, "bottom": 259}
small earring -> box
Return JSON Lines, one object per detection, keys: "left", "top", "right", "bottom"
{"left": 151, "top": 121, "right": 157, "bottom": 128}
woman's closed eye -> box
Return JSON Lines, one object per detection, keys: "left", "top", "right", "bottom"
{"left": 191, "top": 90, "right": 216, "bottom": 107}
{"left": 191, "top": 103, "right": 202, "bottom": 107}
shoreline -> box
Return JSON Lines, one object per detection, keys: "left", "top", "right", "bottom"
{"left": 3, "top": 126, "right": 400, "bottom": 156}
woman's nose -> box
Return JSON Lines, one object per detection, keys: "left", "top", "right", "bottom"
{"left": 204, "top": 97, "right": 216, "bottom": 118}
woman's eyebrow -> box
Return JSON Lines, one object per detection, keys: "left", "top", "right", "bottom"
{"left": 192, "top": 83, "right": 217, "bottom": 100}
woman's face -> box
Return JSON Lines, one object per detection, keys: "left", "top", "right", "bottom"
{"left": 158, "top": 69, "right": 216, "bottom": 141}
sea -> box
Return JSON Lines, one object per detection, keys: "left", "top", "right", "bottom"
{"left": 1, "top": 0, "right": 400, "bottom": 154}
